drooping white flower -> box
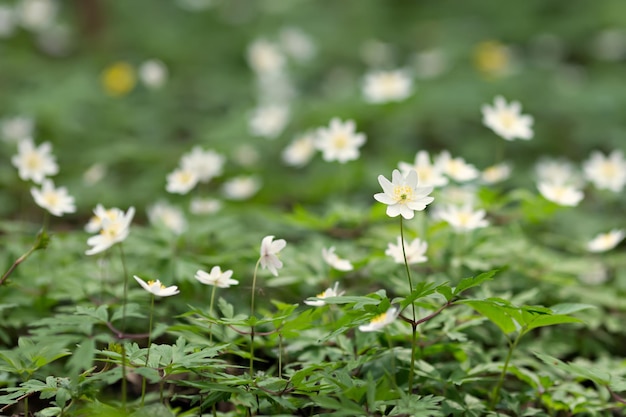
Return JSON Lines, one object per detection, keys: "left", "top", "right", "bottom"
{"left": 279, "top": 27, "right": 316, "bottom": 63}
{"left": 190, "top": 197, "right": 222, "bottom": 215}
{"left": 85, "top": 206, "right": 135, "bottom": 255}
{"left": 481, "top": 162, "right": 512, "bottom": 184}
{"left": 147, "top": 201, "right": 187, "bottom": 235}
{"left": 259, "top": 235, "right": 286, "bottom": 276}
{"left": 315, "top": 118, "right": 366, "bottom": 164}
{"left": 535, "top": 157, "right": 582, "bottom": 186}
{"left": 180, "top": 146, "right": 225, "bottom": 183}
{"left": 437, "top": 204, "right": 489, "bottom": 232}
{"left": 481, "top": 96, "right": 534, "bottom": 141}
{"left": 537, "top": 182, "right": 584, "bottom": 206}
{"left": 30, "top": 179, "right": 75, "bottom": 217}
{"left": 165, "top": 167, "right": 198, "bottom": 195}
{"left": 11, "top": 137, "right": 59, "bottom": 184}
{"left": 362, "top": 69, "right": 413, "bottom": 104}
{"left": 582, "top": 150, "right": 626, "bottom": 193}
{"left": 374, "top": 169, "right": 434, "bottom": 220}
{"left": 17, "top": 0, "right": 56, "bottom": 32}
{"left": 282, "top": 132, "right": 316, "bottom": 167}
{"left": 133, "top": 275, "right": 179, "bottom": 297}
{"left": 195, "top": 266, "right": 238, "bottom": 288}
{"left": 358, "top": 306, "right": 399, "bottom": 332}
{"left": 385, "top": 236, "right": 428, "bottom": 264}
{"left": 398, "top": 151, "right": 448, "bottom": 188}
{"left": 321, "top": 247, "right": 353, "bottom": 271}
{"left": 247, "top": 39, "right": 285, "bottom": 76}
{"left": 304, "top": 282, "right": 344, "bottom": 307}
{"left": 2, "top": 115, "right": 33, "bottom": 143}
{"left": 586, "top": 229, "right": 625, "bottom": 253}
{"left": 435, "top": 151, "right": 479, "bottom": 182}
{"left": 222, "top": 176, "right": 261, "bottom": 200}
{"left": 249, "top": 104, "right": 290, "bottom": 139}
{"left": 139, "top": 59, "right": 168, "bottom": 89}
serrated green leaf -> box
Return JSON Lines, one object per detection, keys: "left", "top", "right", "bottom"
{"left": 453, "top": 270, "right": 498, "bottom": 297}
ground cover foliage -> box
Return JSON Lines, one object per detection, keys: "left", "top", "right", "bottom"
{"left": 1, "top": 1, "right": 626, "bottom": 416}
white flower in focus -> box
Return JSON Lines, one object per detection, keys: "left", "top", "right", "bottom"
{"left": 249, "top": 104, "right": 289, "bottom": 139}
{"left": 139, "top": 59, "right": 168, "bottom": 89}
{"left": 535, "top": 158, "right": 581, "bottom": 186}
{"left": 180, "top": 146, "right": 225, "bottom": 182}
{"left": 2, "top": 116, "right": 33, "bottom": 143}
{"left": 133, "top": 275, "right": 179, "bottom": 297}
{"left": 481, "top": 96, "right": 534, "bottom": 141}
{"left": 166, "top": 167, "right": 198, "bottom": 194}
{"left": 82, "top": 163, "right": 107, "bottom": 185}
{"left": 435, "top": 151, "right": 479, "bottom": 182}
{"left": 481, "top": 162, "right": 512, "bottom": 184}
{"left": 30, "top": 179, "right": 75, "bottom": 217}
{"left": 259, "top": 235, "right": 286, "bottom": 276}
{"left": 190, "top": 197, "right": 222, "bottom": 215}
{"left": 195, "top": 266, "right": 238, "bottom": 288}
{"left": 362, "top": 69, "right": 413, "bottom": 104}
{"left": 304, "top": 282, "right": 344, "bottom": 307}
{"left": 11, "top": 137, "right": 59, "bottom": 184}
{"left": 438, "top": 204, "right": 489, "bottom": 232}
{"left": 247, "top": 39, "right": 285, "bottom": 75}
{"left": 374, "top": 169, "right": 434, "bottom": 219}
{"left": 279, "top": 27, "right": 316, "bottom": 63}
{"left": 537, "top": 182, "right": 584, "bottom": 206}
{"left": 85, "top": 206, "right": 135, "bottom": 255}
{"left": 147, "top": 201, "right": 187, "bottom": 235}
{"left": 0, "top": 5, "right": 16, "bottom": 38}
{"left": 322, "top": 247, "right": 353, "bottom": 271}
{"left": 398, "top": 151, "right": 448, "bottom": 188}
{"left": 222, "top": 176, "right": 261, "bottom": 200}
{"left": 315, "top": 118, "right": 366, "bottom": 164}
{"left": 17, "top": 0, "right": 56, "bottom": 32}
{"left": 385, "top": 236, "right": 428, "bottom": 264}
{"left": 358, "top": 307, "right": 399, "bottom": 332}
{"left": 582, "top": 150, "right": 626, "bottom": 192}
{"left": 85, "top": 204, "right": 126, "bottom": 233}
{"left": 282, "top": 132, "right": 316, "bottom": 167}
{"left": 586, "top": 229, "right": 625, "bottom": 253}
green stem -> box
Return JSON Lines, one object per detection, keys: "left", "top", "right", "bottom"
{"left": 278, "top": 332, "right": 283, "bottom": 379}
{"left": 118, "top": 243, "right": 129, "bottom": 411}
{"left": 250, "top": 259, "right": 261, "bottom": 378}
{"left": 490, "top": 332, "right": 522, "bottom": 409}
{"left": 400, "top": 217, "right": 417, "bottom": 394}
{"left": 209, "top": 286, "right": 217, "bottom": 344}
{"left": 141, "top": 295, "right": 155, "bottom": 406}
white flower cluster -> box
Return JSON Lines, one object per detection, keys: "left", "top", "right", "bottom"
{"left": 166, "top": 146, "right": 226, "bottom": 195}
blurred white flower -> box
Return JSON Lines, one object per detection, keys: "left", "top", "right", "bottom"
{"left": 586, "top": 229, "right": 625, "bottom": 253}
{"left": 582, "top": 150, "right": 626, "bottom": 192}
{"left": 537, "top": 182, "right": 584, "bottom": 206}
{"left": 222, "top": 176, "right": 261, "bottom": 200}
{"left": 85, "top": 204, "right": 127, "bottom": 233}
{"left": 578, "top": 262, "right": 608, "bottom": 285}
{"left": 591, "top": 29, "right": 626, "bottom": 62}
{"left": 259, "top": 235, "right": 287, "bottom": 276}
{"left": 247, "top": 39, "right": 285, "bottom": 75}
{"left": 82, "top": 163, "right": 107, "bottom": 185}
{"left": 482, "top": 96, "right": 534, "bottom": 141}
{"left": 85, "top": 206, "right": 135, "bottom": 255}
{"left": 535, "top": 157, "right": 581, "bottom": 186}
{"left": 434, "top": 185, "right": 478, "bottom": 208}
{"left": 1, "top": 116, "right": 33, "bottom": 143}
{"left": 180, "top": 146, "right": 225, "bottom": 183}
{"left": 322, "top": 247, "right": 353, "bottom": 271}
{"left": 362, "top": 69, "right": 413, "bottom": 104}
{"left": 232, "top": 144, "right": 260, "bottom": 167}
{"left": 190, "top": 197, "right": 222, "bottom": 215}
{"left": 30, "top": 179, "right": 75, "bottom": 217}
{"left": 374, "top": 169, "right": 434, "bottom": 220}
{"left": 279, "top": 27, "right": 316, "bottom": 63}
{"left": 147, "top": 201, "right": 187, "bottom": 235}
{"left": 0, "top": 5, "right": 16, "bottom": 38}
{"left": 360, "top": 39, "right": 394, "bottom": 67}
{"left": 17, "top": 0, "right": 56, "bottom": 32}
{"left": 176, "top": 0, "right": 214, "bottom": 11}
{"left": 315, "top": 118, "right": 366, "bottom": 163}
{"left": 139, "top": 59, "right": 168, "bottom": 89}
{"left": 166, "top": 167, "right": 198, "bottom": 194}
{"left": 435, "top": 151, "right": 479, "bottom": 182}
{"left": 438, "top": 204, "right": 489, "bottom": 232}
{"left": 481, "top": 162, "right": 512, "bottom": 184}
{"left": 359, "top": 306, "right": 399, "bottom": 332}
{"left": 195, "top": 266, "right": 238, "bottom": 288}
{"left": 398, "top": 150, "right": 448, "bottom": 188}
{"left": 412, "top": 48, "right": 448, "bottom": 79}
{"left": 133, "top": 275, "right": 179, "bottom": 297}
{"left": 385, "top": 236, "right": 428, "bottom": 264}
{"left": 11, "top": 137, "right": 58, "bottom": 184}
{"left": 249, "top": 104, "right": 289, "bottom": 139}
{"left": 282, "top": 132, "right": 316, "bottom": 167}
{"left": 304, "top": 282, "right": 344, "bottom": 307}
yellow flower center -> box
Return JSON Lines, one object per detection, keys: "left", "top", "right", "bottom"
{"left": 370, "top": 311, "right": 388, "bottom": 325}
{"left": 332, "top": 134, "right": 349, "bottom": 149}
{"left": 600, "top": 162, "right": 617, "bottom": 178}
{"left": 147, "top": 280, "right": 166, "bottom": 290}
{"left": 474, "top": 40, "right": 509, "bottom": 76}
{"left": 498, "top": 111, "right": 516, "bottom": 129}
{"left": 43, "top": 191, "right": 60, "bottom": 207}
{"left": 102, "top": 62, "right": 136, "bottom": 97}
{"left": 25, "top": 153, "right": 43, "bottom": 170}
{"left": 393, "top": 185, "right": 413, "bottom": 202}
{"left": 456, "top": 212, "right": 472, "bottom": 227}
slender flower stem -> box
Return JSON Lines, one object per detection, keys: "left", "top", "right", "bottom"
{"left": 400, "top": 217, "right": 417, "bottom": 394}
{"left": 0, "top": 228, "right": 49, "bottom": 287}
{"left": 490, "top": 332, "right": 522, "bottom": 410}
{"left": 250, "top": 258, "right": 262, "bottom": 378}
{"left": 118, "top": 244, "right": 129, "bottom": 411}
{"left": 278, "top": 333, "right": 283, "bottom": 379}
{"left": 209, "top": 285, "right": 217, "bottom": 344}
{"left": 141, "top": 295, "right": 155, "bottom": 407}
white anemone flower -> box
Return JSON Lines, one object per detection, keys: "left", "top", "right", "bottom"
{"left": 85, "top": 204, "right": 126, "bottom": 233}
{"left": 2, "top": 116, "right": 34, "bottom": 143}
{"left": 11, "top": 137, "right": 59, "bottom": 184}
{"left": 147, "top": 201, "right": 187, "bottom": 235}
{"left": 537, "top": 182, "right": 584, "bottom": 206}
{"left": 582, "top": 150, "right": 626, "bottom": 193}
{"left": 139, "top": 59, "right": 168, "bottom": 89}
{"left": 222, "top": 176, "right": 261, "bottom": 200}
{"left": 481, "top": 96, "right": 534, "bottom": 141}
{"left": 85, "top": 206, "right": 135, "bottom": 255}
{"left": 279, "top": 27, "right": 316, "bottom": 63}
{"left": 259, "top": 235, "right": 287, "bottom": 276}
{"left": 195, "top": 266, "right": 238, "bottom": 288}
{"left": 315, "top": 118, "right": 366, "bottom": 164}
{"left": 362, "top": 69, "right": 413, "bottom": 104}
{"left": 398, "top": 150, "right": 448, "bottom": 188}
{"left": 435, "top": 151, "right": 479, "bottom": 182}
{"left": 304, "top": 282, "right": 344, "bottom": 307}
{"left": 322, "top": 247, "right": 353, "bottom": 271}
{"left": 247, "top": 38, "right": 285, "bottom": 76}
{"left": 249, "top": 104, "right": 290, "bottom": 139}
{"left": 438, "top": 204, "right": 489, "bottom": 232}
{"left": 180, "top": 146, "right": 225, "bottom": 183}
{"left": 374, "top": 169, "right": 434, "bottom": 220}
{"left": 481, "top": 162, "right": 512, "bottom": 184}
{"left": 586, "top": 229, "right": 625, "bottom": 253}
{"left": 133, "top": 275, "right": 179, "bottom": 297}
{"left": 535, "top": 157, "right": 582, "bottom": 186}
{"left": 190, "top": 197, "right": 222, "bottom": 215}
{"left": 359, "top": 307, "right": 399, "bottom": 332}
{"left": 166, "top": 167, "right": 199, "bottom": 194}
{"left": 30, "top": 179, "right": 75, "bottom": 217}
{"left": 385, "top": 236, "right": 428, "bottom": 264}
{"left": 282, "top": 132, "right": 317, "bottom": 167}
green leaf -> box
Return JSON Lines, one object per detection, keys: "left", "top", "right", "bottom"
{"left": 534, "top": 352, "right": 612, "bottom": 385}
{"left": 459, "top": 300, "right": 520, "bottom": 334}
{"left": 522, "top": 314, "right": 582, "bottom": 334}
{"left": 453, "top": 270, "right": 498, "bottom": 297}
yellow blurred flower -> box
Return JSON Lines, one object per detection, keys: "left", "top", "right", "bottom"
{"left": 101, "top": 62, "right": 136, "bottom": 96}
{"left": 473, "top": 40, "right": 511, "bottom": 77}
